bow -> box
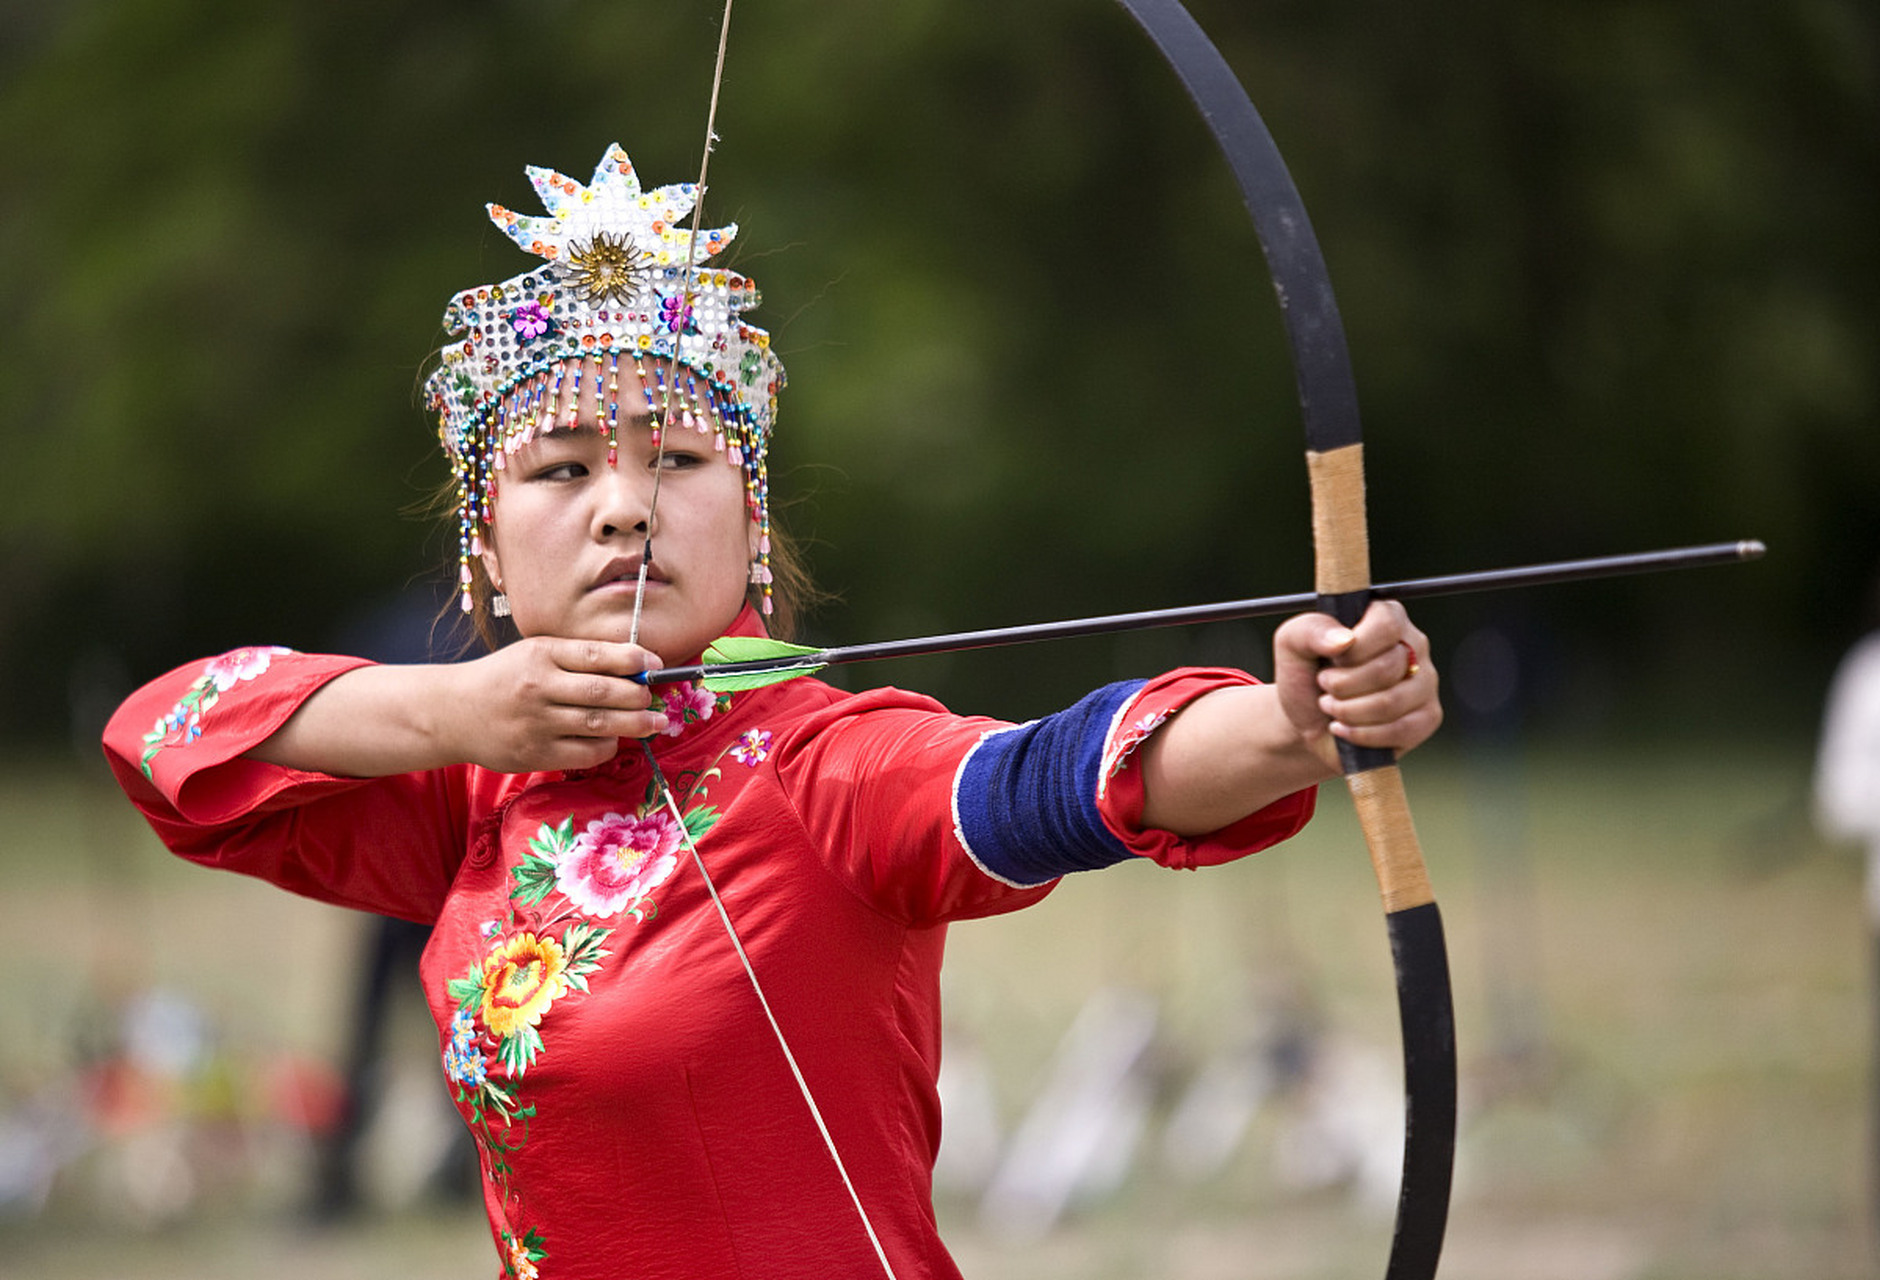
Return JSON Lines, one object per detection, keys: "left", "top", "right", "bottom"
{"left": 637, "top": 5, "right": 1770, "bottom": 1275}
{"left": 1113, "top": 1, "right": 1455, "bottom": 1275}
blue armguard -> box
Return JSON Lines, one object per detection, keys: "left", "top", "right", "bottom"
{"left": 953, "top": 680, "right": 1146, "bottom": 887}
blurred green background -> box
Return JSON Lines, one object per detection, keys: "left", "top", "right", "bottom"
{"left": 1, "top": 0, "right": 1874, "bottom": 1276}
{"left": 2, "top": 0, "right": 1873, "bottom": 739}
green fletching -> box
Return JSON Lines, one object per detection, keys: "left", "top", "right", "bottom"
{"left": 700, "top": 661, "right": 827, "bottom": 693}
{"left": 697, "top": 635, "right": 829, "bottom": 692}
{"left": 703, "top": 636, "right": 823, "bottom": 665}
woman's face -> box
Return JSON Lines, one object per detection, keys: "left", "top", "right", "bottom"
{"left": 480, "top": 359, "right": 758, "bottom": 663}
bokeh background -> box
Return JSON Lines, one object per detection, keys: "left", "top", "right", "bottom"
{"left": 1, "top": 0, "right": 1874, "bottom": 1277}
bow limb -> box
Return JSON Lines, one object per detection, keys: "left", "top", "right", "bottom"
{"left": 1112, "top": 2, "right": 1457, "bottom": 1276}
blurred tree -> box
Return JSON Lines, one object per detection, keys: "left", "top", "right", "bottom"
{"left": 2, "top": 0, "right": 1872, "bottom": 743}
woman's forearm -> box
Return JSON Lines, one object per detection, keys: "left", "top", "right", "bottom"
{"left": 1136, "top": 684, "right": 1336, "bottom": 836}
{"left": 245, "top": 664, "right": 472, "bottom": 777}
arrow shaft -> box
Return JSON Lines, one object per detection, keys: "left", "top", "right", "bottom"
{"left": 647, "top": 539, "right": 1762, "bottom": 686}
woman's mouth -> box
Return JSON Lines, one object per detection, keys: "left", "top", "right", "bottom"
{"left": 590, "top": 558, "right": 666, "bottom": 592}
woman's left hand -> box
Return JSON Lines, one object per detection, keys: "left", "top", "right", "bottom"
{"left": 1272, "top": 600, "right": 1442, "bottom": 767}
{"left": 1135, "top": 601, "right": 1443, "bottom": 836}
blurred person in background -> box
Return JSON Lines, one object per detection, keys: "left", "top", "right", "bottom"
{"left": 1814, "top": 559, "right": 1880, "bottom": 1238}
{"left": 99, "top": 144, "right": 1442, "bottom": 1280}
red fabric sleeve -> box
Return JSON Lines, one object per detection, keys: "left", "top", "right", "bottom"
{"left": 768, "top": 687, "right": 1051, "bottom": 926}
{"left": 768, "top": 671, "right": 1316, "bottom": 926}
{"left": 1095, "top": 668, "right": 1318, "bottom": 869}
{"left": 102, "top": 648, "right": 479, "bottom": 925}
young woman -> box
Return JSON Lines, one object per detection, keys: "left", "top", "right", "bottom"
{"left": 104, "top": 144, "right": 1441, "bottom": 1280}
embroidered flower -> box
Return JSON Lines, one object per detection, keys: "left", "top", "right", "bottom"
{"left": 655, "top": 681, "right": 717, "bottom": 736}
{"left": 555, "top": 810, "right": 682, "bottom": 917}
{"left": 729, "top": 728, "right": 772, "bottom": 767}
{"left": 504, "top": 1230, "right": 547, "bottom": 1280}
{"left": 508, "top": 301, "right": 554, "bottom": 342}
{"left": 1101, "top": 708, "right": 1171, "bottom": 783}
{"left": 443, "top": 1012, "right": 488, "bottom": 1086}
{"left": 444, "top": 1045, "right": 486, "bottom": 1086}
{"left": 140, "top": 647, "right": 294, "bottom": 778}
{"left": 658, "top": 294, "right": 694, "bottom": 334}
{"left": 477, "top": 932, "right": 571, "bottom": 1040}
{"left": 201, "top": 645, "right": 289, "bottom": 692}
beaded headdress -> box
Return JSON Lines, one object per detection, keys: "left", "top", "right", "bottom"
{"left": 424, "top": 143, "right": 786, "bottom": 613}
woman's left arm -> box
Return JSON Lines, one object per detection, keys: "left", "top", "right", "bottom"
{"left": 1138, "top": 601, "right": 1441, "bottom": 836}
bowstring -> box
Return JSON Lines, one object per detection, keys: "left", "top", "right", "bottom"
{"left": 629, "top": 8, "right": 901, "bottom": 1278}
{"left": 629, "top": 0, "right": 735, "bottom": 649}
{"left": 640, "top": 742, "right": 900, "bottom": 1279}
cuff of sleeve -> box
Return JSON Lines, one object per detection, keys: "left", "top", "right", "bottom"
{"left": 1096, "top": 668, "right": 1317, "bottom": 869}
{"left": 106, "top": 649, "right": 377, "bottom": 824}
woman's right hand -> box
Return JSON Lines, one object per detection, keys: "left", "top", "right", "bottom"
{"left": 248, "top": 639, "right": 668, "bottom": 778}
{"left": 444, "top": 637, "right": 669, "bottom": 773}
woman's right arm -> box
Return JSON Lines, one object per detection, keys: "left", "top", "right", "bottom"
{"left": 248, "top": 637, "right": 673, "bottom": 777}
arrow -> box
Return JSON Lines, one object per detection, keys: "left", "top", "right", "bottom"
{"left": 643, "top": 539, "right": 1763, "bottom": 690}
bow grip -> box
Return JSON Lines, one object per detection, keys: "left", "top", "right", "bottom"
{"left": 1307, "top": 441, "right": 1435, "bottom": 914}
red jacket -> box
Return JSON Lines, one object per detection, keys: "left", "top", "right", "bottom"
{"left": 104, "top": 617, "right": 1313, "bottom": 1280}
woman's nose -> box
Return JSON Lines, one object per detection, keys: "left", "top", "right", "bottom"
{"left": 593, "top": 465, "right": 656, "bottom": 540}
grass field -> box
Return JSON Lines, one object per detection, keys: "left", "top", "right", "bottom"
{"left": 0, "top": 736, "right": 1869, "bottom": 1279}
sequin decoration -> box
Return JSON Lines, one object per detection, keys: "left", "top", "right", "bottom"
{"left": 564, "top": 229, "right": 649, "bottom": 307}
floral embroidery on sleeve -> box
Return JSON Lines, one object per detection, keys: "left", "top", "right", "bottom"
{"left": 139, "top": 646, "right": 293, "bottom": 778}
{"left": 1098, "top": 707, "right": 1171, "bottom": 788}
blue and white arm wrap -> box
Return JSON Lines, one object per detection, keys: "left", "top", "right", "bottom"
{"left": 951, "top": 680, "right": 1147, "bottom": 888}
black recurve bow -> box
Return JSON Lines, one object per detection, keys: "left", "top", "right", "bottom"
{"left": 1112, "top": 2, "right": 1455, "bottom": 1275}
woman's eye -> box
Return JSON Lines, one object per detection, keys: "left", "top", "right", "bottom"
{"left": 534, "top": 461, "right": 588, "bottom": 481}
{"left": 658, "top": 450, "right": 704, "bottom": 471}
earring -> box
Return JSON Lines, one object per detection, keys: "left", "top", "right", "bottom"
{"left": 491, "top": 593, "right": 512, "bottom": 618}
{"left": 748, "top": 560, "right": 766, "bottom": 585}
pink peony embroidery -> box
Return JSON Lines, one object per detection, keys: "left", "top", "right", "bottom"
{"left": 555, "top": 810, "right": 682, "bottom": 917}
{"left": 657, "top": 681, "right": 717, "bottom": 737}
{"left": 201, "top": 645, "right": 290, "bottom": 692}
{"left": 729, "top": 728, "right": 772, "bottom": 766}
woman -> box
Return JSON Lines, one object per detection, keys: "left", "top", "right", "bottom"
{"left": 104, "top": 145, "right": 1440, "bottom": 1280}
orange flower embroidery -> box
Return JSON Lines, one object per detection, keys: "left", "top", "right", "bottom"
{"left": 478, "top": 932, "right": 570, "bottom": 1040}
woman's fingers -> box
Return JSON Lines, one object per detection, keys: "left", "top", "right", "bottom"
{"left": 465, "top": 637, "right": 676, "bottom": 771}
{"left": 1320, "top": 666, "right": 1439, "bottom": 731}
{"left": 544, "top": 637, "right": 662, "bottom": 683}
{"left": 542, "top": 641, "right": 668, "bottom": 738}
{"left": 1313, "top": 601, "right": 1442, "bottom": 752}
